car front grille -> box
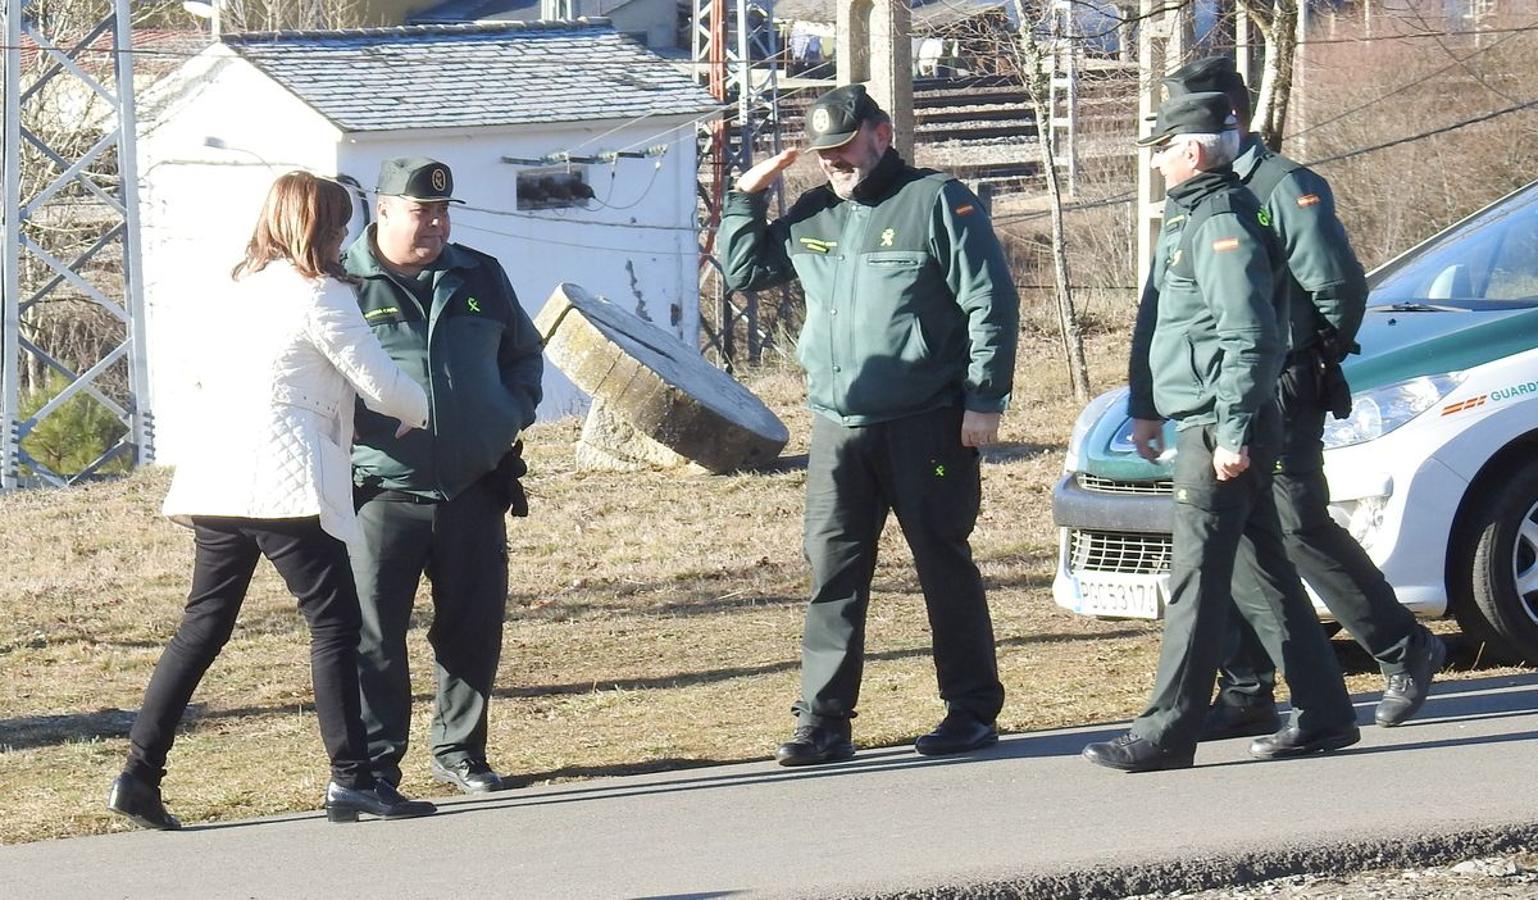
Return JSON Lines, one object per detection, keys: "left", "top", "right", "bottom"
{"left": 1068, "top": 529, "right": 1173, "bottom": 575}
{"left": 1076, "top": 473, "right": 1174, "bottom": 495}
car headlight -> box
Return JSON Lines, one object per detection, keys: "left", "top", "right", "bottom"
{"left": 1321, "top": 372, "right": 1465, "bottom": 449}
{"left": 1064, "top": 387, "right": 1127, "bottom": 472}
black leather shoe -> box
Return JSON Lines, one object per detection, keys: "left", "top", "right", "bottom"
{"left": 1376, "top": 632, "right": 1447, "bottom": 727}
{"left": 325, "top": 781, "right": 437, "bottom": 822}
{"left": 775, "top": 721, "right": 855, "bottom": 767}
{"left": 431, "top": 757, "right": 507, "bottom": 794}
{"left": 1250, "top": 723, "right": 1361, "bottom": 759}
{"left": 1081, "top": 733, "right": 1194, "bottom": 772}
{"left": 106, "top": 773, "right": 181, "bottom": 831}
{"left": 1198, "top": 701, "right": 1281, "bottom": 741}
{"left": 914, "top": 713, "right": 998, "bottom": 756}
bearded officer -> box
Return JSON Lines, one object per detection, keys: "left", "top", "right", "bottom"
{"left": 719, "top": 84, "right": 1019, "bottom": 765}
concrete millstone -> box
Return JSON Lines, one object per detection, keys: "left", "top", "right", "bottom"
{"left": 535, "top": 283, "right": 789, "bottom": 473}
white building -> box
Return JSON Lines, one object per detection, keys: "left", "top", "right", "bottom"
{"left": 136, "top": 20, "right": 720, "bottom": 464}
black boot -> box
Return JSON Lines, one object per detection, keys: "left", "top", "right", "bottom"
{"left": 1250, "top": 723, "right": 1360, "bottom": 759}
{"left": 1081, "top": 733, "right": 1194, "bottom": 773}
{"left": 106, "top": 772, "right": 181, "bottom": 831}
{"left": 1198, "top": 700, "right": 1281, "bottom": 741}
{"left": 775, "top": 720, "right": 855, "bottom": 767}
{"left": 1376, "top": 632, "right": 1447, "bottom": 727}
{"left": 324, "top": 781, "right": 437, "bottom": 822}
{"left": 914, "top": 712, "right": 998, "bottom": 756}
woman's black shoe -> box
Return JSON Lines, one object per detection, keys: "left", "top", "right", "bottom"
{"left": 106, "top": 773, "right": 182, "bottom": 831}
{"left": 324, "top": 780, "right": 437, "bottom": 822}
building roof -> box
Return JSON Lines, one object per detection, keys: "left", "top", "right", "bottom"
{"left": 219, "top": 21, "right": 720, "bottom": 132}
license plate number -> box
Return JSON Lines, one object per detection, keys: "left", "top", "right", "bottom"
{"left": 1076, "top": 573, "right": 1164, "bottom": 619}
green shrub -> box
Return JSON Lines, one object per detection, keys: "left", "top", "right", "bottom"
{"left": 19, "top": 374, "right": 131, "bottom": 479}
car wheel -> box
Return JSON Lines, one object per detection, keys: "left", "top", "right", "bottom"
{"left": 1453, "top": 461, "right": 1538, "bottom": 666}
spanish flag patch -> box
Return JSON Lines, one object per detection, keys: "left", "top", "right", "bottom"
{"left": 1296, "top": 194, "right": 1321, "bottom": 208}
{"left": 954, "top": 204, "right": 976, "bottom": 216}
{"left": 1211, "top": 237, "right": 1240, "bottom": 252}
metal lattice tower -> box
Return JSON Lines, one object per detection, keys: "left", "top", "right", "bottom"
{"left": 693, "top": 0, "right": 782, "bottom": 370}
{"left": 1, "top": 0, "right": 154, "bottom": 489}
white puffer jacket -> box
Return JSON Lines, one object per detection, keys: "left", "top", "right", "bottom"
{"left": 162, "top": 261, "right": 430, "bottom": 545}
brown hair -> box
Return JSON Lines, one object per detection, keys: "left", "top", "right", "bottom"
{"left": 232, "top": 171, "right": 354, "bottom": 281}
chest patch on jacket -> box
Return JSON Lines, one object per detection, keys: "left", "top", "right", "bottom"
{"left": 365, "top": 306, "right": 400, "bottom": 320}
{"left": 879, "top": 228, "right": 895, "bottom": 247}
{"left": 799, "top": 237, "right": 837, "bottom": 253}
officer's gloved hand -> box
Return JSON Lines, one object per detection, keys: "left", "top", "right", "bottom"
{"left": 494, "top": 441, "right": 529, "bottom": 517}
{"left": 1313, "top": 323, "right": 1358, "bottom": 365}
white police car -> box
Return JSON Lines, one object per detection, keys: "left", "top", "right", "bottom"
{"left": 1053, "top": 180, "right": 1538, "bottom": 664}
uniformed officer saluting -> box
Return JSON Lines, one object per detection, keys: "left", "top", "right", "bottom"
{"left": 344, "top": 157, "right": 544, "bottom": 793}
{"left": 1082, "top": 93, "right": 1359, "bottom": 772}
{"left": 1164, "top": 58, "right": 1446, "bottom": 742}
{"left": 720, "top": 85, "right": 1019, "bottom": 765}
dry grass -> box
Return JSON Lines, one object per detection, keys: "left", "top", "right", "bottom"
{"left": 0, "top": 326, "right": 1524, "bottom": 845}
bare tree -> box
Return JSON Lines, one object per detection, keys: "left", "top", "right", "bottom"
{"left": 1236, "top": 0, "right": 1301, "bottom": 149}
{"left": 997, "top": 16, "right": 1093, "bottom": 402}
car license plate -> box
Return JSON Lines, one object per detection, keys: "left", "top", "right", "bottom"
{"left": 1075, "top": 572, "right": 1165, "bottom": 619}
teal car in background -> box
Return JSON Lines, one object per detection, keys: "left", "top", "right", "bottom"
{"left": 1052, "top": 180, "right": 1538, "bottom": 664}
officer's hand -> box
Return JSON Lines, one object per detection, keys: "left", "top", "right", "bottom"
{"left": 736, "top": 149, "right": 800, "bottom": 194}
{"left": 1213, "top": 445, "right": 1250, "bottom": 481}
{"left": 1131, "top": 418, "right": 1165, "bottom": 462}
{"left": 394, "top": 420, "right": 418, "bottom": 439}
{"left": 961, "top": 411, "right": 1002, "bottom": 447}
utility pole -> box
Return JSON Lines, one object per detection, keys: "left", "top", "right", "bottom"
{"left": 1134, "top": 0, "right": 1191, "bottom": 287}
{"left": 1047, "top": 0, "right": 1080, "bottom": 196}
{"left": 1, "top": 0, "right": 154, "bottom": 488}
{"left": 837, "top": 0, "right": 913, "bottom": 161}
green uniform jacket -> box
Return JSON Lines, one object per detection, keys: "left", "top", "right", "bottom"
{"left": 1235, "top": 135, "right": 1368, "bottom": 350}
{"left": 1128, "top": 169, "right": 1287, "bottom": 452}
{"left": 718, "top": 150, "right": 1018, "bottom": 425}
{"left": 344, "top": 228, "right": 543, "bottom": 500}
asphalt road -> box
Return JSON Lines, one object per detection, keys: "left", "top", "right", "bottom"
{"left": 5, "top": 673, "right": 1536, "bottom": 899}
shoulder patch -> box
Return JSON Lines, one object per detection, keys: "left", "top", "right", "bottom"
{"left": 1211, "top": 237, "right": 1240, "bottom": 252}
{"left": 953, "top": 203, "right": 975, "bottom": 216}
{"left": 1296, "top": 193, "right": 1321, "bottom": 208}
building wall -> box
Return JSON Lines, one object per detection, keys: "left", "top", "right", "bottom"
{"left": 338, "top": 121, "right": 702, "bottom": 419}
{"left": 136, "top": 53, "right": 344, "bottom": 467}
{"left": 137, "top": 55, "right": 703, "bottom": 464}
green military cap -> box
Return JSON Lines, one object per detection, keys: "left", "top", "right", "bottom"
{"left": 804, "top": 84, "right": 884, "bottom": 150}
{"left": 1163, "top": 55, "right": 1247, "bottom": 98}
{"left": 376, "top": 156, "right": 463, "bottom": 204}
{"left": 1137, "top": 92, "right": 1238, "bottom": 147}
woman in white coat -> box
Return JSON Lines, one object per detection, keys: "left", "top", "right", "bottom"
{"left": 107, "top": 172, "right": 436, "bottom": 829}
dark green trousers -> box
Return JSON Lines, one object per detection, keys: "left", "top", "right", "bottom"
{"left": 1217, "top": 356, "right": 1424, "bottom": 707}
{"left": 1131, "top": 404, "right": 1355, "bottom": 752}
{"left": 352, "top": 476, "right": 508, "bottom": 783}
{"left": 794, "top": 406, "right": 1004, "bottom": 727}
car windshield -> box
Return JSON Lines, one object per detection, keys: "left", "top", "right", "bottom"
{"left": 1370, "top": 181, "right": 1538, "bottom": 310}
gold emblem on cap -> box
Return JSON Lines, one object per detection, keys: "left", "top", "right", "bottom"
{"left": 811, "top": 108, "right": 831, "bottom": 133}
{"left": 431, "top": 168, "right": 447, "bottom": 191}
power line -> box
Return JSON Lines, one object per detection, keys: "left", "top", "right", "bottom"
{"left": 1289, "top": 19, "right": 1533, "bottom": 140}
{"left": 994, "top": 91, "right": 1538, "bottom": 229}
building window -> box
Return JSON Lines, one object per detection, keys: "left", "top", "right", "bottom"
{"left": 517, "top": 168, "right": 594, "bottom": 210}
